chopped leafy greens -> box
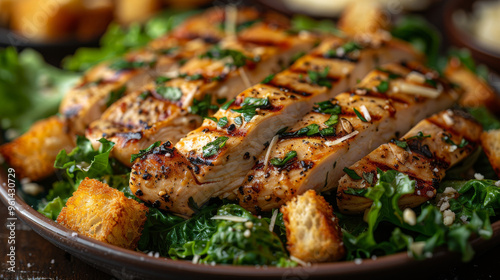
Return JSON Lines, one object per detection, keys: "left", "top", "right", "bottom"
{"left": 202, "top": 136, "right": 229, "bottom": 158}
{"left": 343, "top": 167, "right": 362, "bottom": 180}
{"left": 106, "top": 86, "right": 127, "bottom": 107}
{"left": 200, "top": 45, "right": 250, "bottom": 68}
{"left": 156, "top": 86, "right": 182, "bottom": 101}
{"left": 231, "top": 97, "right": 270, "bottom": 122}
{"left": 307, "top": 67, "right": 332, "bottom": 88}
{"left": 189, "top": 95, "right": 219, "bottom": 118}
{"left": 270, "top": 151, "right": 297, "bottom": 167}
{"left": 130, "top": 141, "right": 161, "bottom": 163}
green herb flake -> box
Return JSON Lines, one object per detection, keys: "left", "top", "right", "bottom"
{"left": 234, "top": 116, "right": 243, "bottom": 126}
{"left": 202, "top": 136, "right": 229, "bottom": 158}
{"left": 108, "top": 59, "right": 155, "bottom": 70}
{"left": 217, "top": 117, "right": 228, "bottom": 128}
{"left": 155, "top": 76, "right": 171, "bottom": 84}
{"left": 313, "top": 101, "right": 341, "bottom": 115}
{"left": 319, "top": 126, "right": 335, "bottom": 136}
{"left": 201, "top": 45, "right": 249, "bottom": 68}
{"left": 106, "top": 86, "right": 127, "bottom": 107}
{"left": 221, "top": 98, "right": 235, "bottom": 110}
{"left": 261, "top": 74, "right": 275, "bottom": 84}
{"left": 216, "top": 98, "right": 227, "bottom": 105}
{"left": 189, "top": 95, "right": 219, "bottom": 118}
{"left": 408, "top": 131, "right": 431, "bottom": 140}
{"left": 376, "top": 80, "right": 389, "bottom": 93}
{"left": 270, "top": 151, "right": 297, "bottom": 167}
{"left": 343, "top": 167, "right": 362, "bottom": 180}
{"left": 130, "top": 141, "right": 161, "bottom": 163}
{"left": 354, "top": 108, "right": 368, "bottom": 122}
{"left": 362, "top": 172, "right": 375, "bottom": 185}
{"left": 344, "top": 187, "right": 368, "bottom": 196}
{"left": 139, "top": 91, "right": 151, "bottom": 100}
{"left": 324, "top": 114, "right": 339, "bottom": 127}
{"left": 231, "top": 97, "right": 270, "bottom": 122}
{"left": 394, "top": 139, "right": 408, "bottom": 149}
{"left": 307, "top": 67, "right": 331, "bottom": 88}
{"left": 425, "top": 79, "right": 437, "bottom": 87}
{"left": 458, "top": 138, "right": 469, "bottom": 148}
{"left": 156, "top": 86, "right": 182, "bottom": 101}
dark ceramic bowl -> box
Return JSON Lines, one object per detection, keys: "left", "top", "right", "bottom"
{"left": 444, "top": 0, "right": 500, "bottom": 73}
{"left": 2, "top": 169, "right": 500, "bottom": 280}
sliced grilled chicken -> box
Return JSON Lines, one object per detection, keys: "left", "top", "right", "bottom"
{"left": 337, "top": 109, "right": 482, "bottom": 215}
{"left": 237, "top": 62, "right": 460, "bottom": 213}
{"left": 87, "top": 20, "right": 318, "bottom": 166}
{"left": 60, "top": 7, "right": 264, "bottom": 134}
{"left": 129, "top": 38, "right": 420, "bottom": 217}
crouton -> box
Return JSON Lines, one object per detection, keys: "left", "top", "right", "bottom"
{"left": 57, "top": 178, "right": 149, "bottom": 250}
{"left": 445, "top": 57, "right": 500, "bottom": 114}
{"left": 0, "top": 116, "right": 74, "bottom": 181}
{"left": 481, "top": 129, "right": 500, "bottom": 178}
{"left": 281, "top": 190, "right": 345, "bottom": 263}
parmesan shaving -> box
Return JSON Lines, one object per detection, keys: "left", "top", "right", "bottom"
{"left": 394, "top": 81, "right": 442, "bottom": 98}
{"left": 182, "top": 87, "right": 198, "bottom": 110}
{"left": 239, "top": 67, "right": 252, "bottom": 89}
{"left": 269, "top": 209, "right": 278, "bottom": 232}
{"left": 192, "top": 254, "right": 200, "bottom": 264}
{"left": 359, "top": 105, "right": 372, "bottom": 122}
{"left": 324, "top": 130, "right": 359, "bottom": 146}
{"left": 224, "top": 5, "right": 237, "bottom": 38}
{"left": 406, "top": 71, "right": 426, "bottom": 84}
{"left": 442, "top": 113, "right": 454, "bottom": 126}
{"left": 211, "top": 215, "right": 248, "bottom": 223}
{"left": 263, "top": 135, "right": 279, "bottom": 170}
{"left": 290, "top": 256, "right": 310, "bottom": 267}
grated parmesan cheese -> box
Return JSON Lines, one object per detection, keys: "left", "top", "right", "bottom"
{"left": 496, "top": 181, "right": 500, "bottom": 187}
{"left": 192, "top": 254, "right": 200, "bottom": 264}
{"left": 359, "top": 105, "right": 372, "bottom": 122}
{"left": 269, "top": 209, "right": 278, "bottom": 232}
{"left": 406, "top": 71, "right": 426, "bottom": 84}
{"left": 325, "top": 131, "right": 359, "bottom": 146}
{"left": 211, "top": 215, "right": 248, "bottom": 223}
{"left": 442, "top": 112, "right": 454, "bottom": 126}
{"left": 263, "top": 135, "right": 279, "bottom": 170}
{"left": 474, "top": 173, "right": 485, "bottom": 180}
{"left": 394, "top": 81, "right": 442, "bottom": 98}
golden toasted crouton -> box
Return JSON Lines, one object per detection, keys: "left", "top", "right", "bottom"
{"left": 0, "top": 116, "right": 74, "bottom": 181}
{"left": 445, "top": 57, "right": 500, "bottom": 114}
{"left": 57, "top": 178, "right": 149, "bottom": 250}
{"left": 481, "top": 129, "right": 500, "bottom": 178}
{"left": 281, "top": 190, "right": 345, "bottom": 263}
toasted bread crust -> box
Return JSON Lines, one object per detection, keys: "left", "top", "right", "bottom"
{"left": 481, "top": 129, "right": 500, "bottom": 178}
{"left": 57, "top": 178, "right": 149, "bottom": 250}
{"left": 281, "top": 190, "right": 345, "bottom": 263}
{"left": 445, "top": 57, "right": 500, "bottom": 114}
{"left": 0, "top": 116, "right": 74, "bottom": 181}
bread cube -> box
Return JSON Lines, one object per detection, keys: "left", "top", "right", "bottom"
{"left": 481, "top": 129, "right": 500, "bottom": 178}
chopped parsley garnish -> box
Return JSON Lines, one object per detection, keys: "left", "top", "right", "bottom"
{"left": 217, "top": 98, "right": 227, "bottom": 104}
{"left": 354, "top": 108, "right": 368, "bottom": 122}
{"left": 425, "top": 79, "right": 437, "bottom": 87}
{"left": 217, "top": 117, "right": 228, "bottom": 128}
{"left": 376, "top": 68, "right": 402, "bottom": 80}
{"left": 189, "top": 95, "right": 219, "bottom": 118}
{"left": 343, "top": 167, "right": 362, "bottom": 180}
{"left": 221, "top": 98, "right": 235, "bottom": 110}
{"left": 139, "top": 90, "right": 150, "bottom": 100}
{"left": 282, "top": 101, "right": 341, "bottom": 137}
{"left": 319, "top": 126, "right": 335, "bottom": 136}
{"left": 304, "top": 124, "right": 320, "bottom": 136}
{"left": 394, "top": 139, "right": 408, "bottom": 149}
{"left": 270, "top": 151, "right": 297, "bottom": 167}
{"left": 155, "top": 76, "right": 171, "bottom": 84}
{"left": 130, "top": 141, "right": 161, "bottom": 163}
{"left": 408, "top": 131, "right": 431, "bottom": 140}
{"left": 376, "top": 80, "right": 390, "bottom": 93}
{"left": 202, "top": 136, "right": 229, "bottom": 158}
{"left": 362, "top": 172, "right": 375, "bottom": 185}
{"left": 314, "top": 101, "right": 341, "bottom": 115}
{"left": 442, "top": 134, "right": 468, "bottom": 149}
{"left": 344, "top": 187, "right": 368, "bottom": 196}
{"left": 339, "top": 41, "right": 363, "bottom": 54}
{"left": 234, "top": 116, "right": 242, "bottom": 126}
{"left": 307, "top": 67, "right": 332, "bottom": 88}
{"left": 179, "top": 73, "right": 204, "bottom": 81}
{"left": 290, "top": 51, "right": 306, "bottom": 65}
{"left": 178, "top": 58, "right": 188, "bottom": 66}
{"left": 106, "top": 86, "right": 127, "bottom": 107}
{"left": 201, "top": 45, "right": 250, "bottom": 68}
{"left": 156, "top": 86, "right": 182, "bottom": 101}
{"left": 276, "top": 127, "right": 289, "bottom": 135}
{"left": 261, "top": 74, "right": 275, "bottom": 84}
{"left": 108, "top": 59, "right": 155, "bottom": 70}
{"left": 324, "top": 114, "right": 339, "bottom": 127}
{"left": 231, "top": 97, "right": 270, "bottom": 122}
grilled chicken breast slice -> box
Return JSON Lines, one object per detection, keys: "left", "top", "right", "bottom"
{"left": 336, "top": 109, "right": 482, "bottom": 215}
{"left": 87, "top": 21, "right": 318, "bottom": 166}
{"left": 236, "top": 62, "right": 460, "bottom": 213}
{"left": 129, "top": 38, "right": 420, "bottom": 217}
{"left": 60, "top": 7, "right": 264, "bottom": 134}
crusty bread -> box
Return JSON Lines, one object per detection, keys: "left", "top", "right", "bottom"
{"left": 57, "top": 178, "right": 149, "bottom": 250}
{"left": 445, "top": 57, "right": 500, "bottom": 114}
{"left": 281, "top": 190, "right": 345, "bottom": 263}
{"left": 0, "top": 116, "right": 74, "bottom": 181}
{"left": 481, "top": 129, "right": 500, "bottom": 178}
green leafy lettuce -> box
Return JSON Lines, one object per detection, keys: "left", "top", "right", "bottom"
{"left": 0, "top": 47, "right": 79, "bottom": 135}
{"left": 343, "top": 170, "right": 497, "bottom": 262}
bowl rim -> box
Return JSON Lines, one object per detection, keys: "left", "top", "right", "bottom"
{"left": 443, "top": 0, "right": 500, "bottom": 60}
{"left": 2, "top": 168, "right": 500, "bottom": 279}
